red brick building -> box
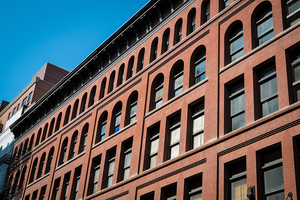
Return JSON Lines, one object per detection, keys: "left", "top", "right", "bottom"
{"left": 4, "top": 0, "right": 300, "bottom": 199}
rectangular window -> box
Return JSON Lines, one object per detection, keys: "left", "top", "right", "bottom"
{"left": 257, "top": 63, "right": 278, "bottom": 118}
{"left": 52, "top": 178, "right": 60, "bottom": 200}
{"left": 129, "top": 100, "right": 137, "bottom": 124}
{"left": 39, "top": 185, "right": 46, "bottom": 200}
{"left": 227, "top": 159, "right": 247, "bottom": 200}
{"left": 147, "top": 126, "right": 160, "bottom": 169}
{"left": 32, "top": 190, "right": 38, "bottom": 200}
{"left": 61, "top": 173, "right": 70, "bottom": 200}
{"left": 190, "top": 101, "right": 204, "bottom": 149}
{"left": 105, "top": 148, "right": 116, "bottom": 188}
{"left": 260, "top": 146, "right": 284, "bottom": 200}
{"left": 229, "top": 80, "right": 245, "bottom": 131}
{"left": 186, "top": 174, "right": 202, "bottom": 200}
{"left": 90, "top": 156, "right": 101, "bottom": 195}
{"left": 168, "top": 115, "right": 181, "bottom": 160}
{"left": 290, "top": 47, "right": 300, "bottom": 102}
{"left": 120, "top": 140, "right": 132, "bottom": 181}
{"left": 286, "top": 0, "right": 300, "bottom": 27}
{"left": 71, "top": 166, "right": 81, "bottom": 200}
{"left": 162, "top": 184, "right": 177, "bottom": 200}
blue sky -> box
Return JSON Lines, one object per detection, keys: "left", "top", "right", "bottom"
{"left": 0, "top": 0, "right": 149, "bottom": 103}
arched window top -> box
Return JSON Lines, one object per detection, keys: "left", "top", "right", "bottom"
{"left": 79, "top": 123, "right": 89, "bottom": 152}
{"left": 137, "top": 48, "right": 145, "bottom": 72}
{"left": 150, "top": 37, "right": 159, "bottom": 62}
{"left": 252, "top": 1, "right": 274, "bottom": 47}
{"left": 108, "top": 71, "right": 116, "bottom": 93}
{"left": 60, "top": 137, "right": 69, "bottom": 165}
{"left": 48, "top": 117, "right": 55, "bottom": 137}
{"left": 97, "top": 111, "right": 108, "bottom": 143}
{"left": 187, "top": 8, "right": 196, "bottom": 35}
{"left": 190, "top": 45, "right": 206, "bottom": 86}
{"left": 127, "top": 56, "right": 135, "bottom": 79}
{"left": 55, "top": 112, "right": 62, "bottom": 132}
{"left": 117, "top": 64, "right": 125, "bottom": 86}
{"left": 89, "top": 85, "right": 97, "bottom": 107}
{"left": 112, "top": 101, "right": 123, "bottom": 134}
{"left": 64, "top": 106, "right": 71, "bottom": 126}
{"left": 226, "top": 21, "right": 244, "bottom": 64}
{"left": 80, "top": 93, "right": 88, "bottom": 113}
{"left": 170, "top": 60, "right": 184, "bottom": 98}
{"left": 162, "top": 28, "right": 171, "bottom": 54}
{"left": 202, "top": 0, "right": 210, "bottom": 24}
{"left": 72, "top": 99, "right": 79, "bottom": 120}
{"left": 35, "top": 128, "right": 42, "bottom": 147}
{"left": 127, "top": 91, "right": 138, "bottom": 125}
{"left": 174, "top": 18, "right": 183, "bottom": 44}
{"left": 99, "top": 77, "right": 107, "bottom": 100}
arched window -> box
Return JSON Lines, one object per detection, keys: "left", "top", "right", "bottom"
{"left": 162, "top": 29, "right": 170, "bottom": 53}
{"left": 69, "top": 131, "right": 78, "bottom": 159}
{"left": 137, "top": 48, "right": 145, "bottom": 72}
{"left": 202, "top": 0, "right": 210, "bottom": 24}
{"left": 285, "top": 0, "right": 300, "bottom": 28}
{"left": 254, "top": 2, "right": 274, "bottom": 47}
{"left": 64, "top": 106, "right": 71, "bottom": 125}
{"left": 89, "top": 86, "right": 97, "bottom": 107}
{"left": 35, "top": 128, "right": 42, "bottom": 147}
{"left": 126, "top": 92, "right": 138, "bottom": 125}
{"left": 191, "top": 46, "right": 206, "bottom": 86}
{"left": 227, "top": 21, "right": 243, "bottom": 63}
{"left": 13, "top": 146, "right": 18, "bottom": 160}
{"left": 170, "top": 60, "right": 184, "bottom": 98}
{"left": 45, "top": 147, "right": 54, "bottom": 174}
{"left": 28, "top": 134, "right": 35, "bottom": 151}
{"left": 127, "top": 56, "right": 135, "bottom": 79}
{"left": 108, "top": 71, "right": 116, "bottom": 93}
{"left": 11, "top": 170, "right": 20, "bottom": 194}
{"left": 30, "top": 158, "right": 38, "bottom": 183}
{"left": 111, "top": 102, "right": 122, "bottom": 134}
{"left": 37, "top": 153, "right": 46, "bottom": 179}
{"left": 152, "top": 74, "right": 164, "bottom": 110}
{"left": 48, "top": 118, "right": 55, "bottom": 137}
{"left": 80, "top": 93, "right": 87, "bottom": 113}
{"left": 174, "top": 19, "right": 183, "bottom": 44}
{"left": 99, "top": 78, "right": 107, "bottom": 99}
{"left": 150, "top": 38, "right": 158, "bottom": 62}
{"left": 96, "top": 111, "right": 108, "bottom": 143}
{"left": 18, "top": 166, "right": 27, "bottom": 191}
{"left": 41, "top": 123, "right": 48, "bottom": 142}
{"left": 117, "top": 64, "right": 125, "bottom": 87}
{"left": 79, "top": 123, "right": 89, "bottom": 153}
{"left": 55, "top": 112, "right": 62, "bottom": 132}
{"left": 72, "top": 99, "right": 79, "bottom": 120}
{"left": 22, "top": 139, "right": 29, "bottom": 155}
{"left": 18, "top": 143, "right": 23, "bottom": 158}
{"left": 60, "top": 138, "right": 68, "bottom": 165}
{"left": 187, "top": 8, "right": 196, "bottom": 35}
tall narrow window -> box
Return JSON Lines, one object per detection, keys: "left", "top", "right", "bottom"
{"left": 32, "top": 190, "right": 38, "bottom": 200}
{"left": 30, "top": 158, "right": 38, "bottom": 183}
{"left": 55, "top": 113, "right": 62, "bottom": 132}
{"left": 188, "top": 9, "right": 196, "bottom": 34}
{"left": 190, "top": 101, "right": 204, "bottom": 149}
{"left": 99, "top": 78, "right": 107, "bottom": 99}
{"left": 41, "top": 123, "right": 48, "bottom": 142}
{"left": 48, "top": 118, "right": 55, "bottom": 137}
{"left": 28, "top": 92, "right": 32, "bottom": 104}
{"left": 39, "top": 185, "right": 46, "bottom": 200}
{"left": 150, "top": 38, "right": 158, "bottom": 62}
{"left": 147, "top": 126, "right": 159, "bottom": 169}
{"left": 97, "top": 112, "right": 107, "bottom": 143}
{"left": 71, "top": 166, "right": 81, "bottom": 200}
{"left": 69, "top": 131, "right": 78, "bottom": 159}
{"left": 105, "top": 148, "right": 116, "bottom": 188}
{"left": 174, "top": 19, "right": 183, "bottom": 44}
{"left": 88, "top": 86, "right": 96, "bottom": 107}
{"left": 168, "top": 114, "right": 181, "bottom": 160}
{"left": 290, "top": 47, "right": 300, "bottom": 102}
{"left": 89, "top": 156, "right": 101, "bottom": 195}
{"left": 192, "top": 47, "right": 206, "bottom": 85}
{"left": 64, "top": 106, "right": 71, "bottom": 125}
{"left": 137, "top": 48, "right": 145, "bottom": 72}
{"left": 127, "top": 56, "right": 135, "bottom": 79}
{"left": 258, "top": 63, "right": 278, "bottom": 118}
{"left": 227, "top": 159, "right": 247, "bottom": 200}
{"left": 45, "top": 147, "right": 54, "bottom": 173}
{"left": 80, "top": 93, "right": 87, "bottom": 113}
{"left": 286, "top": 0, "right": 300, "bottom": 27}
{"left": 221, "top": 0, "right": 229, "bottom": 10}
{"left": 255, "top": 3, "right": 274, "bottom": 46}
{"left": 79, "top": 124, "right": 89, "bottom": 153}
{"left": 127, "top": 92, "right": 138, "bottom": 125}
{"left": 203, "top": 0, "right": 210, "bottom": 23}
{"left": 141, "top": 192, "right": 155, "bottom": 200}
{"left": 120, "top": 140, "right": 132, "bottom": 181}
{"left": 162, "top": 184, "right": 177, "bottom": 200}
{"left": 171, "top": 61, "right": 184, "bottom": 98}
{"left": 260, "top": 147, "right": 284, "bottom": 200}
{"left": 108, "top": 71, "right": 115, "bottom": 93}
{"left": 52, "top": 178, "right": 61, "bottom": 200}
{"left": 60, "top": 138, "right": 68, "bottom": 165}
{"left": 18, "top": 166, "right": 27, "bottom": 191}
{"left": 162, "top": 29, "right": 170, "bottom": 53}
{"left": 71, "top": 99, "right": 79, "bottom": 120}
{"left": 112, "top": 103, "right": 122, "bottom": 133}
{"left": 229, "top": 79, "right": 245, "bottom": 131}
{"left": 61, "top": 173, "right": 70, "bottom": 200}
{"left": 186, "top": 174, "right": 202, "bottom": 200}
{"left": 117, "top": 64, "right": 124, "bottom": 86}
{"left": 37, "top": 153, "right": 46, "bottom": 179}
{"left": 228, "top": 22, "right": 243, "bottom": 63}
{"left": 23, "top": 97, "right": 28, "bottom": 106}
{"left": 153, "top": 75, "right": 164, "bottom": 109}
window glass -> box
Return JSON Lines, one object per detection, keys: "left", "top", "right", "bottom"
{"left": 256, "top": 5, "right": 274, "bottom": 46}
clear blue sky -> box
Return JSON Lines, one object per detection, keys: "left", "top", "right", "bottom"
{"left": 0, "top": 0, "right": 149, "bottom": 103}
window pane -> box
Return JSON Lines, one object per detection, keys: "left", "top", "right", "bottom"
{"left": 195, "top": 61, "right": 206, "bottom": 77}
{"left": 115, "top": 115, "right": 121, "bottom": 126}
{"left": 94, "top": 168, "right": 99, "bottom": 182}
{"left": 175, "top": 75, "right": 183, "bottom": 89}
{"left": 170, "top": 145, "right": 179, "bottom": 159}
{"left": 92, "top": 184, "right": 97, "bottom": 194}
{"left": 230, "top": 36, "right": 243, "bottom": 54}
{"left": 123, "top": 168, "right": 130, "bottom": 180}
{"left": 266, "top": 192, "right": 285, "bottom": 200}
{"left": 231, "top": 113, "right": 245, "bottom": 131}
{"left": 155, "top": 88, "right": 163, "bottom": 101}
{"left": 108, "top": 161, "right": 115, "bottom": 175}
{"left": 193, "top": 133, "right": 203, "bottom": 148}
{"left": 170, "top": 128, "right": 180, "bottom": 145}
{"left": 124, "top": 153, "right": 131, "bottom": 168}
{"left": 293, "top": 63, "right": 300, "bottom": 82}
{"left": 264, "top": 166, "right": 284, "bottom": 193}
{"left": 259, "top": 31, "right": 274, "bottom": 45}
{"left": 107, "top": 176, "right": 113, "bottom": 187}
{"left": 231, "top": 50, "right": 244, "bottom": 62}
{"left": 290, "top": 17, "right": 300, "bottom": 26}
{"left": 231, "top": 94, "right": 245, "bottom": 115}
{"left": 150, "top": 139, "right": 159, "bottom": 154}
{"left": 130, "top": 104, "right": 137, "bottom": 116}
{"left": 262, "top": 97, "right": 278, "bottom": 117}
{"left": 155, "top": 100, "right": 162, "bottom": 108}
{"left": 260, "top": 77, "right": 277, "bottom": 101}
{"left": 101, "top": 124, "right": 106, "bottom": 134}
{"left": 190, "top": 193, "right": 202, "bottom": 200}
{"left": 294, "top": 84, "right": 300, "bottom": 101}
{"left": 231, "top": 178, "right": 247, "bottom": 200}
{"left": 193, "top": 115, "right": 204, "bottom": 134}
{"left": 150, "top": 155, "right": 157, "bottom": 168}
{"left": 287, "top": 0, "right": 300, "bottom": 14}
{"left": 257, "top": 17, "right": 273, "bottom": 37}
{"left": 174, "top": 88, "right": 183, "bottom": 97}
